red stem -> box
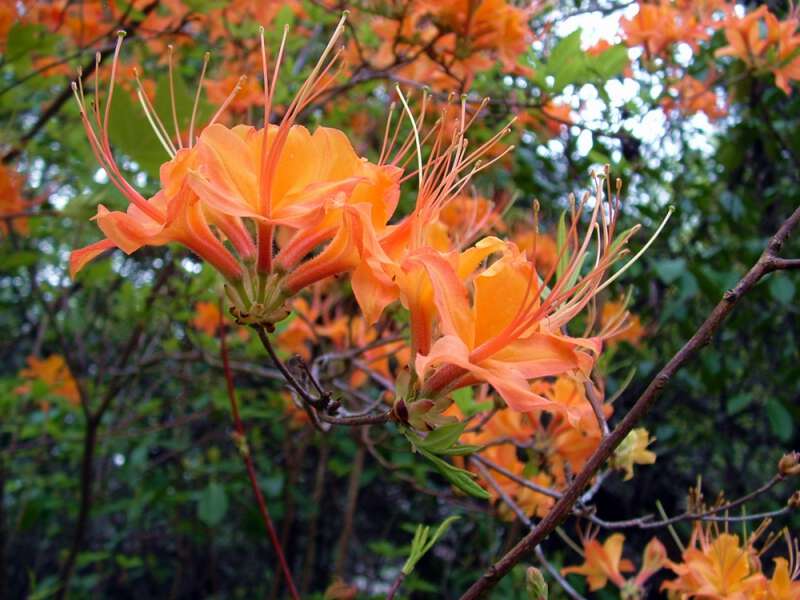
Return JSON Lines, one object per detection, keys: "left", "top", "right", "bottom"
{"left": 219, "top": 309, "right": 301, "bottom": 600}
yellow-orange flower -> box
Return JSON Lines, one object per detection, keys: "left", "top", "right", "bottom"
{"left": 601, "top": 299, "right": 647, "bottom": 347}
{"left": 17, "top": 355, "right": 81, "bottom": 407}
{"left": 563, "top": 534, "right": 635, "bottom": 590}
{"left": 0, "top": 164, "right": 28, "bottom": 236}
{"left": 663, "top": 529, "right": 767, "bottom": 598}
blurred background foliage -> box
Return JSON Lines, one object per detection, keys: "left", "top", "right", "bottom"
{"left": 1, "top": 0, "right": 799, "bottom": 598}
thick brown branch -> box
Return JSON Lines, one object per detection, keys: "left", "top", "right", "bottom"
{"left": 458, "top": 204, "right": 800, "bottom": 599}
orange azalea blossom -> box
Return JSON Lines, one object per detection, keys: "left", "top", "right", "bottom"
{"left": 192, "top": 301, "right": 249, "bottom": 341}
{"left": 530, "top": 377, "right": 612, "bottom": 483}
{"left": 0, "top": 0, "right": 20, "bottom": 49}
{"left": 716, "top": 5, "right": 800, "bottom": 95}
{"left": 767, "top": 557, "right": 800, "bottom": 600}
{"left": 427, "top": 193, "right": 507, "bottom": 252}
{"left": 601, "top": 298, "right": 647, "bottom": 347}
{"left": 277, "top": 283, "right": 409, "bottom": 391}
{"left": 517, "top": 101, "right": 572, "bottom": 138}
{"left": 451, "top": 376, "right": 613, "bottom": 508}
{"left": 512, "top": 229, "right": 559, "bottom": 276}
{"left": 661, "top": 74, "right": 727, "bottom": 121}
{"left": 621, "top": 1, "right": 709, "bottom": 56}
{"left": 0, "top": 164, "right": 28, "bottom": 236}
{"left": 16, "top": 355, "right": 81, "bottom": 407}
{"left": 662, "top": 524, "right": 769, "bottom": 598}
{"left": 71, "top": 17, "right": 402, "bottom": 329}
{"left": 563, "top": 533, "right": 635, "bottom": 590}
{"left": 412, "top": 176, "right": 652, "bottom": 415}
{"left": 563, "top": 532, "right": 667, "bottom": 594}
{"left": 357, "top": 0, "right": 539, "bottom": 90}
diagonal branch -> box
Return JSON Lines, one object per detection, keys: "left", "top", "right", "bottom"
{"left": 458, "top": 204, "right": 800, "bottom": 599}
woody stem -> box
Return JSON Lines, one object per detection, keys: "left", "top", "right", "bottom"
{"left": 219, "top": 311, "right": 300, "bottom": 600}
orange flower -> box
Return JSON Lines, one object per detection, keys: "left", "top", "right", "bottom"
{"left": 69, "top": 35, "right": 249, "bottom": 283}
{"left": 0, "top": 0, "right": 20, "bottom": 50}
{"left": 518, "top": 102, "right": 572, "bottom": 138}
{"left": 17, "top": 355, "right": 81, "bottom": 407}
{"left": 661, "top": 74, "right": 727, "bottom": 121}
{"left": 563, "top": 533, "right": 636, "bottom": 590}
{"left": 563, "top": 532, "right": 666, "bottom": 593}
{"left": 71, "top": 17, "right": 402, "bottom": 330}
{"left": 204, "top": 74, "right": 265, "bottom": 115}
{"left": 413, "top": 172, "right": 648, "bottom": 415}
{"left": 622, "top": 2, "right": 707, "bottom": 56}
{"left": 662, "top": 526, "right": 767, "bottom": 598}
{"left": 716, "top": 6, "right": 800, "bottom": 94}
{"left": 0, "top": 164, "right": 28, "bottom": 236}
{"left": 512, "top": 230, "right": 559, "bottom": 276}
{"left": 601, "top": 299, "right": 647, "bottom": 347}
{"left": 767, "top": 558, "right": 800, "bottom": 600}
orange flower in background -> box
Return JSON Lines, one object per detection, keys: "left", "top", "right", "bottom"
{"left": 0, "top": 164, "right": 28, "bottom": 236}
{"left": 193, "top": 301, "right": 224, "bottom": 337}
{"left": 601, "top": 299, "right": 647, "bottom": 347}
{"left": 512, "top": 230, "right": 559, "bottom": 276}
{"left": 517, "top": 101, "right": 572, "bottom": 138}
{"left": 0, "top": 0, "right": 20, "bottom": 49}
{"left": 563, "top": 533, "right": 635, "bottom": 590}
{"left": 204, "top": 74, "right": 265, "bottom": 115}
{"left": 17, "top": 355, "right": 80, "bottom": 407}
{"left": 193, "top": 301, "right": 251, "bottom": 341}
{"left": 716, "top": 5, "right": 800, "bottom": 94}
{"left": 621, "top": 2, "right": 708, "bottom": 56}
{"left": 276, "top": 284, "right": 409, "bottom": 390}
{"left": 661, "top": 75, "right": 727, "bottom": 121}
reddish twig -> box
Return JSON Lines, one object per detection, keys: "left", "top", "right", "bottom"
{"left": 459, "top": 205, "right": 800, "bottom": 599}
{"left": 220, "top": 312, "right": 301, "bottom": 600}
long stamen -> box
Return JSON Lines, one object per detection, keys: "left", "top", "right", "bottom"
{"left": 596, "top": 206, "right": 675, "bottom": 294}
{"left": 137, "top": 89, "right": 177, "bottom": 157}
{"left": 134, "top": 68, "right": 177, "bottom": 156}
{"left": 189, "top": 52, "right": 210, "bottom": 148}
{"left": 167, "top": 45, "right": 183, "bottom": 149}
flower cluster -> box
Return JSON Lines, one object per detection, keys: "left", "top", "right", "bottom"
{"left": 563, "top": 515, "right": 800, "bottom": 599}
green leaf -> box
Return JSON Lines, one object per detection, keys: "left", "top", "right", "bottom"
{"left": 453, "top": 387, "right": 492, "bottom": 417}
{"left": 589, "top": 45, "right": 628, "bottom": 79}
{"left": 414, "top": 422, "right": 466, "bottom": 453}
{"left": 726, "top": 393, "right": 752, "bottom": 415}
{"left": 197, "top": 482, "right": 228, "bottom": 527}
{"left": 765, "top": 399, "right": 793, "bottom": 442}
{"left": 418, "top": 448, "right": 490, "bottom": 500}
{"left": 402, "top": 516, "right": 460, "bottom": 575}
{"left": 437, "top": 444, "right": 482, "bottom": 456}
{"left": 556, "top": 210, "right": 569, "bottom": 281}
{"left": 547, "top": 31, "right": 586, "bottom": 91}
{"left": 768, "top": 276, "right": 795, "bottom": 305}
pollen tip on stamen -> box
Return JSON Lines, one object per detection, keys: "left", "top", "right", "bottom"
{"left": 116, "top": 30, "right": 127, "bottom": 38}
{"left": 95, "top": 51, "right": 102, "bottom": 62}
{"left": 258, "top": 25, "right": 265, "bottom": 34}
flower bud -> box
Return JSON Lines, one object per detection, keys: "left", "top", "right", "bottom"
{"left": 778, "top": 452, "right": 800, "bottom": 477}
{"left": 526, "top": 567, "right": 548, "bottom": 599}
{"left": 392, "top": 397, "right": 409, "bottom": 424}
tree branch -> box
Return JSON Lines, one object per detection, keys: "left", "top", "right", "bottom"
{"left": 458, "top": 204, "right": 800, "bottom": 599}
